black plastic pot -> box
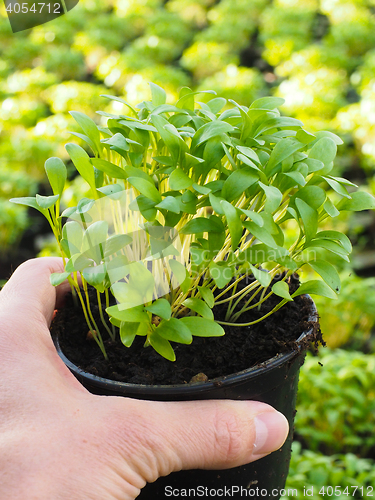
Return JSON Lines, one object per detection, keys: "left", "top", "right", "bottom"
{"left": 52, "top": 296, "right": 317, "bottom": 499}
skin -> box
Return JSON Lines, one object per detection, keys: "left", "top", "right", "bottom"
{"left": 0, "top": 257, "right": 289, "bottom": 500}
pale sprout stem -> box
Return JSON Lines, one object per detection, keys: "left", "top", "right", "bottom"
{"left": 83, "top": 279, "right": 107, "bottom": 357}
{"left": 217, "top": 299, "right": 288, "bottom": 328}
{"left": 70, "top": 277, "right": 108, "bottom": 359}
{"left": 97, "top": 289, "right": 116, "bottom": 341}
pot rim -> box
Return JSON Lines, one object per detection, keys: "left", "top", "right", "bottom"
{"left": 53, "top": 295, "right": 318, "bottom": 396}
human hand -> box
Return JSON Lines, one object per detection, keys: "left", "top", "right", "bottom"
{"left": 0, "top": 258, "right": 289, "bottom": 500}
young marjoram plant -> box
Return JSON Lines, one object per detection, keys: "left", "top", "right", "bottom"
{"left": 11, "top": 83, "right": 375, "bottom": 361}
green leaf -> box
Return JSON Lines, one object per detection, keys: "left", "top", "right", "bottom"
{"left": 249, "top": 265, "right": 272, "bottom": 287}
{"left": 70, "top": 111, "right": 101, "bottom": 155}
{"left": 62, "top": 221, "right": 83, "bottom": 253}
{"left": 337, "top": 192, "right": 375, "bottom": 212}
{"left": 238, "top": 208, "right": 264, "bottom": 227}
{"left": 104, "top": 234, "right": 132, "bottom": 258}
{"left": 50, "top": 272, "right": 70, "bottom": 286}
{"left": 176, "top": 88, "right": 216, "bottom": 110}
{"left": 209, "top": 261, "right": 234, "bottom": 288}
{"left": 156, "top": 318, "right": 192, "bottom": 344}
{"left": 309, "top": 260, "right": 341, "bottom": 293}
{"left": 266, "top": 138, "right": 305, "bottom": 175}
{"left": 305, "top": 239, "right": 350, "bottom": 261}
{"left": 243, "top": 221, "right": 277, "bottom": 248}
{"left": 102, "top": 133, "right": 130, "bottom": 154}
{"left": 82, "top": 264, "right": 107, "bottom": 288}
{"left": 220, "top": 200, "right": 243, "bottom": 250}
{"left": 106, "top": 303, "right": 148, "bottom": 322}
{"left": 82, "top": 220, "right": 108, "bottom": 263}
{"left": 250, "top": 97, "right": 285, "bottom": 110}
{"left": 90, "top": 159, "right": 127, "bottom": 179}
{"left": 100, "top": 94, "right": 138, "bottom": 116}
{"left": 183, "top": 297, "right": 214, "bottom": 320}
{"left": 97, "top": 184, "right": 125, "bottom": 200}
{"left": 315, "top": 230, "right": 352, "bottom": 254}
{"left": 313, "top": 130, "right": 343, "bottom": 146}
{"left": 180, "top": 216, "right": 224, "bottom": 234}
{"left": 236, "top": 146, "right": 260, "bottom": 164}
{"left": 222, "top": 168, "right": 258, "bottom": 202}
{"left": 291, "top": 280, "right": 338, "bottom": 299}
{"left": 119, "top": 322, "right": 139, "bottom": 347}
{"left": 69, "top": 131, "right": 97, "bottom": 153}
{"left": 106, "top": 255, "right": 129, "bottom": 283}
{"left": 254, "top": 117, "right": 303, "bottom": 137}
{"left": 295, "top": 198, "right": 318, "bottom": 242}
{"left": 156, "top": 196, "right": 181, "bottom": 214}
{"left": 151, "top": 115, "right": 186, "bottom": 164}
{"left": 323, "top": 198, "right": 340, "bottom": 217}
{"left": 149, "top": 82, "right": 167, "bottom": 106}
{"left": 36, "top": 194, "right": 60, "bottom": 209}
{"left": 169, "top": 168, "right": 193, "bottom": 190}
{"left": 322, "top": 176, "right": 350, "bottom": 198}
{"left": 309, "top": 137, "right": 337, "bottom": 166}
{"left": 296, "top": 129, "right": 316, "bottom": 144}
{"left": 272, "top": 281, "right": 293, "bottom": 301}
{"left": 283, "top": 171, "right": 306, "bottom": 186}
{"left": 149, "top": 332, "right": 176, "bottom": 361}
{"left": 65, "top": 143, "right": 96, "bottom": 193}
{"left": 9, "top": 196, "right": 47, "bottom": 215}
{"left": 179, "top": 316, "right": 225, "bottom": 337}
{"left": 238, "top": 244, "right": 288, "bottom": 265}
{"left": 259, "top": 182, "right": 283, "bottom": 213}
{"left": 192, "top": 120, "right": 234, "bottom": 149}
{"left": 292, "top": 186, "right": 326, "bottom": 210}
{"left": 207, "top": 97, "right": 227, "bottom": 113}
{"left": 168, "top": 259, "right": 189, "bottom": 287}
{"left": 198, "top": 286, "right": 215, "bottom": 309}
{"left": 44, "top": 157, "right": 67, "bottom": 196}
{"left": 145, "top": 299, "right": 172, "bottom": 320}
{"left": 128, "top": 177, "right": 162, "bottom": 203}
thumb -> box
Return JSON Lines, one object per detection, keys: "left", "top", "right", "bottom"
{"left": 106, "top": 398, "right": 289, "bottom": 484}
{"left": 0, "top": 257, "right": 69, "bottom": 329}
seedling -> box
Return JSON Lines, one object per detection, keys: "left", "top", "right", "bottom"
{"left": 11, "top": 83, "right": 375, "bottom": 361}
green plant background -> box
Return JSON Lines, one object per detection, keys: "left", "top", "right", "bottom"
{"left": 1, "top": 0, "right": 374, "bottom": 493}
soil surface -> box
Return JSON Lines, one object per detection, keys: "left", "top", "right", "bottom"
{"left": 51, "top": 274, "right": 323, "bottom": 385}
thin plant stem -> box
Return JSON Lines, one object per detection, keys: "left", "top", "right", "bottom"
{"left": 217, "top": 299, "right": 288, "bottom": 327}
{"left": 97, "top": 289, "right": 115, "bottom": 341}
{"left": 68, "top": 277, "right": 108, "bottom": 359}
{"left": 83, "top": 281, "right": 108, "bottom": 359}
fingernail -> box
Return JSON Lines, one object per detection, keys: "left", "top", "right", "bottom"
{"left": 253, "top": 411, "right": 289, "bottom": 457}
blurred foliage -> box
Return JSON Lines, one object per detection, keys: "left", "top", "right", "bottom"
{"left": 285, "top": 441, "right": 375, "bottom": 499}
{"left": 314, "top": 273, "right": 375, "bottom": 350}
{"left": 0, "top": 0, "right": 375, "bottom": 487}
{"left": 1, "top": 0, "right": 374, "bottom": 256}
{"left": 295, "top": 349, "right": 375, "bottom": 456}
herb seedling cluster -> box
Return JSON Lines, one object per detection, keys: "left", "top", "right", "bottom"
{"left": 11, "top": 83, "right": 375, "bottom": 361}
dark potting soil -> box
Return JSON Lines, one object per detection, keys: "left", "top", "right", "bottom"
{"left": 50, "top": 274, "right": 323, "bottom": 385}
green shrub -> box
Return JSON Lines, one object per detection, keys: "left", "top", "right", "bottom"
{"left": 322, "top": 3, "right": 375, "bottom": 60}
{"left": 198, "top": 65, "right": 265, "bottom": 104}
{"left": 285, "top": 442, "right": 375, "bottom": 499}
{"left": 0, "top": 199, "right": 28, "bottom": 250}
{"left": 296, "top": 349, "right": 375, "bottom": 456}
{"left": 42, "top": 81, "right": 107, "bottom": 115}
{"left": 313, "top": 273, "right": 375, "bottom": 350}
{"left": 43, "top": 47, "right": 86, "bottom": 81}
{"left": 200, "top": 0, "right": 267, "bottom": 50}
{"left": 181, "top": 41, "right": 239, "bottom": 79}
{"left": 259, "top": 5, "right": 316, "bottom": 66}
